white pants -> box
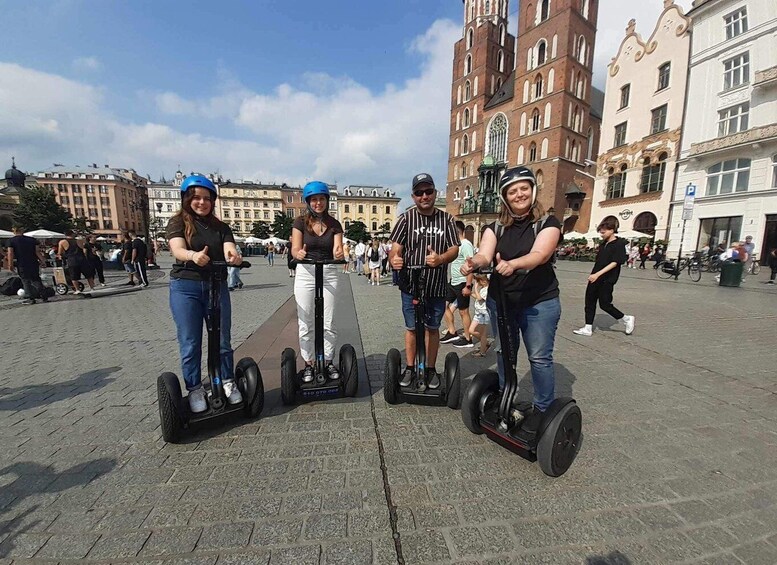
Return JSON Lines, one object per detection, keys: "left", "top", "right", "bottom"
{"left": 294, "top": 263, "right": 339, "bottom": 363}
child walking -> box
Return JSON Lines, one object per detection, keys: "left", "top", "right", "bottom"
{"left": 469, "top": 273, "right": 490, "bottom": 357}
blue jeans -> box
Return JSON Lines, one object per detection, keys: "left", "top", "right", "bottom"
{"left": 227, "top": 266, "right": 242, "bottom": 289}
{"left": 487, "top": 296, "right": 560, "bottom": 411}
{"left": 401, "top": 292, "right": 446, "bottom": 330}
{"left": 169, "top": 277, "right": 233, "bottom": 391}
{"left": 267, "top": 252, "right": 274, "bottom": 266}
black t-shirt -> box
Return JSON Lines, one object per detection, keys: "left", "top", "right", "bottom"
{"left": 132, "top": 238, "right": 148, "bottom": 262}
{"left": 121, "top": 241, "right": 133, "bottom": 263}
{"left": 292, "top": 215, "right": 343, "bottom": 262}
{"left": 592, "top": 237, "right": 628, "bottom": 284}
{"left": 167, "top": 215, "right": 235, "bottom": 280}
{"left": 7, "top": 235, "right": 40, "bottom": 273}
{"left": 487, "top": 215, "right": 562, "bottom": 308}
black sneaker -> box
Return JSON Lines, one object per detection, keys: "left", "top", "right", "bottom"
{"left": 21, "top": 299, "right": 36, "bottom": 305}
{"left": 302, "top": 365, "right": 314, "bottom": 383}
{"left": 440, "top": 331, "right": 459, "bottom": 344}
{"left": 326, "top": 363, "right": 340, "bottom": 380}
{"left": 427, "top": 369, "right": 440, "bottom": 390}
{"left": 521, "top": 408, "right": 544, "bottom": 435}
{"left": 451, "top": 337, "right": 474, "bottom": 348}
{"left": 399, "top": 367, "right": 414, "bottom": 387}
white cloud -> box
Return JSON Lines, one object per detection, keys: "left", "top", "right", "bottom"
{"left": 72, "top": 56, "right": 102, "bottom": 72}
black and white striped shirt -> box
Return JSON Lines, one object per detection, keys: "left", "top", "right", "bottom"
{"left": 390, "top": 207, "right": 460, "bottom": 298}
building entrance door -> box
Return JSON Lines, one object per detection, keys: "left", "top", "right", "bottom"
{"left": 760, "top": 215, "right": 777, "bottom": 267}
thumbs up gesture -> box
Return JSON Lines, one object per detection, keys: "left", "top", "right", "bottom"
{"left": 460, "top": 256, "right": 475, "bottom": 276}
{"left": 425, "top": 245, "right": 441, "bottom": 268}
{"left": 193, "top": 245, "right": 211, "bottom": 267}
{"left": 494, "top": 252, "right": 515, "bottom": 277}
{"left": 296, "top": 244, "right": 307, "bottom": 261}
{"left": 226, "top": 247, "right": 242, "bottom": 266}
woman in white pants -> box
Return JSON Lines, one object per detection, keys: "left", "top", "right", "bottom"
{"left": 291, "top": 181, "right": 345, "bottom": 383}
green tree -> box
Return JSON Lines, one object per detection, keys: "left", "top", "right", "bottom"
{"left": 270, "top": 213, "right": 294, "bottom": 240}
{"left": 345, "top": 220, "right": 370, "bottom": 243}
{"left": 251, "top": 221, "right": 271, "bottom": 239}
{"left": 72, "top": 217, "right": 94, "bottom": 235}
{"left": 380, "top": 221, "right": 391, "bottom": 233}
{"left": 13, "top": 186, "right": 73, "bottom": 232}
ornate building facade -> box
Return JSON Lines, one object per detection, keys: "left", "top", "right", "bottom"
{"left": 447, "top": 0, "right": 603, "bottom": 243}
{"left": 337, "top": 186, "right": 400, "bottom": 235}
{"left": 216, "top": 181, "right": 283, "bottom": 237}
{"left": 590, "top": 1, "right": 690, "bottom": 240}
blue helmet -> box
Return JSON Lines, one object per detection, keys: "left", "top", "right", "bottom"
{"left": 302, "top": 181, "right": 330, "bottom": 202}
{"left": 180, "top": 174, "right": 217, "bottom": 198}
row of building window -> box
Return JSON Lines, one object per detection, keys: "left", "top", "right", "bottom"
{"left": 222, "top": 200, "right": 281, "bottom": 209}
{"left": 606, "top": 153, "right": 668, "bottom": 199}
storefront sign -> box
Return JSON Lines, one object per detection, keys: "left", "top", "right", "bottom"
{"left": 619, "top": 209, "right": 633, "bottom": 220}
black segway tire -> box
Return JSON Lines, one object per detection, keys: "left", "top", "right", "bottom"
{"left": 339, "top": 344, "right": 358, "bottom": 398}
{"left": 537, "top": 402, "right": 582, "bottom": 477}
{"left": 462, "top": 369, "right": 499, "bottom": 434}
{"left": 281, "top": 347, "right": 297, "bottom": 405}
{"left": 444, "top": 352, "right": 461, "bottom": 409}
{"left": 236, "top": 357, "right": 264, "bottom": 418}
{"left": 76, "top": 281, "right": 85, "bottom": 291}
{"left": 383, "top": 348, "right": 401, "bottom": 405}
{"left": 157, "top": 372, "right": 183, "bottom": 443}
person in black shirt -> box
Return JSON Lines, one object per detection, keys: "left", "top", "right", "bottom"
{"left": 120, "top": 232, "right": 137, "bottom": 286}
{"left": 573, "top": 217, "right": 634, "bottom": 337}
{"left": 129, "top": 231, "right": 149, "bottom": 287}
{"left": 167, "top": 175, "right": 243, "bottom": 414}
{"left": 85, "top": 235, "right": 106, "bottom": 286}
{"left": 461, "top": 166, "right": 561, "bottom": 435}
{"left": 390, "top": 173, "right": 460, "bottom": 390}
{"left": 291, "top": 181, "right": 345, "bottom": 383}
{"left": 6, "top": 226, "right": 48, "bottom": 305}
{"left": 58, "top": 230, "right": 96, "bottom": 294}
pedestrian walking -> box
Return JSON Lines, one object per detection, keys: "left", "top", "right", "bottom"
{"left": 441, "top": 220, "right": 475, "bottom": 348}
{"left": 768, "top": 247, "right": 777, "bottom": 284}
{"left": 368, "top": 240, "right": 382, "bottom": 285}
{"left": 342, "top": 242, "right": 351, "bottom": 273}
{"left": 628, "top": 244, "right": 639, "bottom": 269}
{"left": 390, "top": 173, "right": 460, "bottom": 389}
{"left": 130, "top": 231, "right": 149, "bottom": 287}
{"left": 639, "top": 243, "right": 651, "bottom": 269}
{"left": 742, "top": 235, "right": 755, "bottom": 282}
{"left": 573, "top": 217, "right": 634, "bottom": 337}
{"left": 228, "top": 243, "right": 244, "bottom": 290}
{"left": 354, "top": 240, "right": 366, "bottom": 275}
{"left": 6, "top": 225, "right": 48, "bottom": 305}
{"left": 58, "top": 230, "right": 95, "bottom": 294}
{"left": 85, "top": 235, "right": 106, "bottom": 286}
{"left": 287, "top": 243, "right": 297, "bottom": 278}
{"left": 468, "top": 273, "right": 490, "bottom": 357}
{"left": 381, "top": 238, "right": 391, "bottom": 276}
{"left": 267, "top": 243, "right": 274, "bottom": 266}
{"left": 120, "top": 232, "right": 136, "bottom": 285}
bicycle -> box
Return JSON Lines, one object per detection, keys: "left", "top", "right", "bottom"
{"left": 656, "top": 255, "right": 702, "bottom": 282}
{"left": 747, "top": 254, "right": 761, "bottom": 275}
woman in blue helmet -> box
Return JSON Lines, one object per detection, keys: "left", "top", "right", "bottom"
{"left": 166, "top": 175, "right": 244, "bottom": 414}
{"left": 291, "top": 181, "right": 345, "bottom": 383}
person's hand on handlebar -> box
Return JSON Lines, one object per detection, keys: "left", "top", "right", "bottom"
{"left": 391, "top": 253, "right": 404, "bottom": 270}
{"left": 192, "top": 246, "right": 211, "bottom": 267}
{"left": 334, "top": 246, "right": 344, "bottom": 260}
{"left": 295, "top": 244, "right": 307, "bottom": 261}
{"left": 226, "top": 248, "right": 242, "bottom": 266}
{"left": 494, "top": 253, "right": 516, "bottom": 277}
{"left": 425, "top": 246, "right": 442, "bottom": 268}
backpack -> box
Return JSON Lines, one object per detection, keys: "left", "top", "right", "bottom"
{"left": 493, "top": 214, "right": 556, "bottom": 264}
{"left": 370, "top": 247, "right": 379, "bottom": 262}
{"left": 0, "top": 277, "right": 23, "bottom": 296}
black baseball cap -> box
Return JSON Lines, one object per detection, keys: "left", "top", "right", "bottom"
{"left": 411, "top": 173, "right": 435, "bottom": 191}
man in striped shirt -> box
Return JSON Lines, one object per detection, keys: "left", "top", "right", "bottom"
{"left": 389, "top": 173, "right": 460, "bottom": 389}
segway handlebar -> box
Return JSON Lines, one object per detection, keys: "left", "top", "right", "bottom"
{"left": 210, "top": 260, "right": 252, "bottom": 269}
{"left": 473, "top": 266, "right": 530, "bottom": 276}
{"left": 404, "top": 265, "right": 431, "bottom": 271}
{"left": 297, "top": 259, "right": 347, "bottom": 265}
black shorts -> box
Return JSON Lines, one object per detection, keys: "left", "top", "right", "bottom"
{"left": 69, "top": 263, "right": 94, "bottom": 281}
{"left": 446, "top": 282, "right": 470, "bottom": 310}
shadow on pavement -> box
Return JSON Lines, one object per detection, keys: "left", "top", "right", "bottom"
{"left": 0, "top": 366, "right": 120, "bottom": 412}
{"left": 231, "top": 283, "right": 286, "bottom": 291}
{"left": 0, "top": 458, "right": 117, "bottom": 558}
{"left": 586, "top": 550, "right": 633, "bottom": 564}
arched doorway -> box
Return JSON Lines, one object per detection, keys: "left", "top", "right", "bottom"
{"left": 464, "top": 224, "right": 475, "bottom": 243}
{"left": 633, "top": 211, "right": 657, "bottom": 236}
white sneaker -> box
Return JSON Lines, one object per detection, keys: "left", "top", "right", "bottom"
{"left": 573, "top": 326, "right": 592, "bottom": 336}
{"left": 100, "top": 283, "right": 107, "bottom": 287}
{"left": 623, "top": 315, "right": 635, "bottom": 335}
{"left": 188, "top": 388, "right": 207, "bottom": 413}
{"left": 223, "top": 380, "right": 243, "bottom": 404}
{"left": 73, "top": 289, "right": 81, "bottom": 295}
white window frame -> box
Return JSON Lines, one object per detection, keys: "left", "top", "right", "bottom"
{"left": 723, "top": 52, "right": 750, "bottom": 91}
{"left": 706, "top": 158, "right": 751, "bottom": 196}
{"left": 717, "top": 103, "right": 749, "bottom": 137}
{"left": 650, "top": 105, "right": 668, "bottom": 134}
{"left": 614, "top": 122, "right": 627, "bottom": 148}
{"left": 724, "top": 8, "right": 748, "bottom": 40}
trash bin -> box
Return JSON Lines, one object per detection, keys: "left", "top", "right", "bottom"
{"left": 719, "top": 261, "right": 744, "bottom": 287}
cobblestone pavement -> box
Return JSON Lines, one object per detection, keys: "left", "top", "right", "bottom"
{"left": 0, "top": 257, "right": 775, "bottom": 564}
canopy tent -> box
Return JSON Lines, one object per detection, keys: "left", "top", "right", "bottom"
{"left": 233, "top": 235, "right": 246, "bottom": 243}
{"left": 261, "top": 236, "right": 288, "bottom": 245}
{"left": 244, "top": 236, "right": 262, "bottom": 244}
{"left": 618, "top": 229, "right": 653, "bottom": 240}
{"left": 0, "top": 229, "right": 14, "bottom": 238}
{"left": 343, "top": 237, "right": 357, "bottom": 245}
{"left": 24, "top": 229, "right": 66, "bottom": 239}
{"left": 562, "top": 231, "right": 586, "bottom": 240}
{"left": 95, "top": 236, "right": 109, "bottom": 241}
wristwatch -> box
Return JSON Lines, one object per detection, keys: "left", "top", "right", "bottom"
{"left": 465, "top": 284, "right": 473, "bottom": 289}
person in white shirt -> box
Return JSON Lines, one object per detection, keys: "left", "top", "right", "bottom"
{"left": 354, "top": 240, "right": 366, "bottom": 275}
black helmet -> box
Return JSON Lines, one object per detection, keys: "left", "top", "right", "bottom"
{"left": 498, "top": 166, "right": 537, "bottom": 209}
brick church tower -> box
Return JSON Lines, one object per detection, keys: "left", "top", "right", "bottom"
{"left": 447, "top": 0, "right": 602, "bottom": 241}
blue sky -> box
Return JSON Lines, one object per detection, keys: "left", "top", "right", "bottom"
{"left": 1, "top": 0, "right": 685, "bottom": 199}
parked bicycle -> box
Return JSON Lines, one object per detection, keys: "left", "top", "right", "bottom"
{"left": 656, "top": 255, "right": 702, "bottom": 282}
{"left": 747, "top": 254, "right": 761, "bottom": 275}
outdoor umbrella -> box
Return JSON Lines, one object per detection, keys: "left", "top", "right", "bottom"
{"left": 244, "top": 236, "right": 262, "bottom": 244}
{"left": 0, "top": 229, "right": 14, "bottom": 238}
{"left": 96, "top": 236, "right": 109, "bottom": 241}
{"left": 563, "top": 231, "right": 586, "bottom": 239}
{"left": 618, "top": 229, "right": 652, "bottom": 240}
{"left": 24, "top": 229, "right": 66, "bottom": 239}
{"left": 234, "top": 235, "right": 246, "bottom": 243}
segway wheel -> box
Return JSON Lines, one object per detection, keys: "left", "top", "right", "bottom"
{"left": 537, "top": 402, "right": 582, "bottom": 477}
{"left": 444, "top": 352, "right": 461, "bottom": 409}
{"left": 157, "top": 372, "right": 183, "bottom": 443}
{"left": 55, "top": 283, "right": 68, "bottom": 295}
{"left": 339, "top": 344, "right": 358, "bottom": 398}
{"left": 383, "top": 348, "right": 401, "bottom": 405}
{"left": 236, "top": 357, "right": 264, "bottom": 418}
{"left": 76, "top": 281, "right": 85, "bottom": 291}
{"left": 280, "top": 347, "right": 297, "bottom": 405}
{"left": 462, "top": 369, "right": 499, "bottom": 434}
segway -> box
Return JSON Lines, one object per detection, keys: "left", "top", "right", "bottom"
{"left": 461, "top": 268, "right": 581, "bottom": 477}
{"left": 384, "top": 266, "right": 461, "bottom": 409}
{"left": 157, "top": 261, "right": 264, "bottom": 442}
{"left": 281, "top": 259, "right": 358, "bottom": 404}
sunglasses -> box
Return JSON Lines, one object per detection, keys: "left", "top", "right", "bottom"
{"left": 413, "top": 188, "right": 435, "bottom": 197}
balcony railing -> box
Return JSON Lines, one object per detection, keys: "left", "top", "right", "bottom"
{"left": 754, "top": 65, "right": 777, "bottom": 88}
{"left": 689, "top": 124, "right": 777, "bottom": 157}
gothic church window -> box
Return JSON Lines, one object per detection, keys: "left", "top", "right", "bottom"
{"left": 467, "top": 28, "right": 474, "bottom": 49}
{"left": 487, "top": 113, "right": 508, "bottom": 163}
{"left": 537, "top": 40, "right": 547, "bottom": 65}
{"left": 465, "top": 80, "right": 471, "bottom": 101}
{"left": 465, "top": 54, "right": 472, "bottom": 75}
{"left": 529, "top": 142, "right": 537, "bottom": 162}
{"left": 539, "top": 0, "right": 550, "bottom": 23}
